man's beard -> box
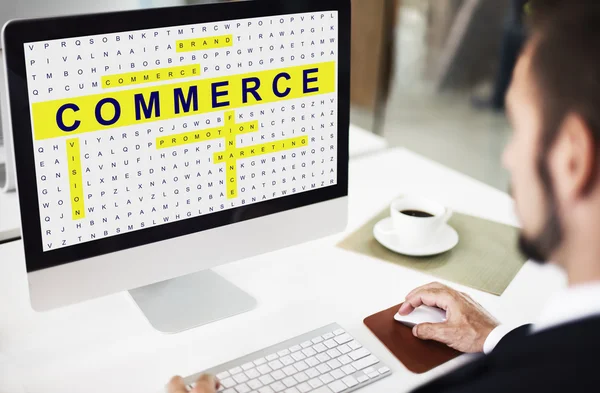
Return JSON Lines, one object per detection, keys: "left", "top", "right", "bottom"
{"left": 517, "top": 193, "right": 563, "bottom": 264}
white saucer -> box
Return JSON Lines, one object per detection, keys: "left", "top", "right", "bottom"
{"left": 373, "top": 217, "right": 459, "bottom": 257}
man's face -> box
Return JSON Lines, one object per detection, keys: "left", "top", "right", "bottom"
{"left": 502, "top": 45, "right": 561, "bottom": 262}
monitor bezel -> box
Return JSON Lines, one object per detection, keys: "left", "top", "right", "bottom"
{"left": 3, "top": 0, "right": 350, "bottom": 273}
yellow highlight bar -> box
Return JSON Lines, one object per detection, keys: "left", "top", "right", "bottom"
{"left": 32, "top": 61, "right": 335, "bottom": 141}
{"left": 214, "top": 136, "right": 308, "bottom": 164}
{"left": 101, "top": 64, "right": 201, "bottom": 89}
{"left": 227, "top": 160, "right": 237, "bottom": 199}
{"left": 156, "top": 120, "right": 259, "bottom": 149}
{"left": 176, "top": 35, "right": 233, "bottom": 52}
{"left": 157, "top": 126, "right": 225, "bottom": 149}
{"left": 66, "top": 138, "right": 85, "bottom": 220}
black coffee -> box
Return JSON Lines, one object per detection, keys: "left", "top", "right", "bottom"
{"left": 400, "top": 210, "right": 434, "bottom": 218}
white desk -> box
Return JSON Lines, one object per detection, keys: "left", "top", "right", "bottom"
{"left": 0, "top": 190, "right": 20, "bottom": 242}
{"left": 348, "top": 125, "right": 388, "bottom": 158}
{"left": 0, "top": 125, "right": 385, "bottom": 244}
{"left": 0, "top": 148, "right": 565, "bottom": 393}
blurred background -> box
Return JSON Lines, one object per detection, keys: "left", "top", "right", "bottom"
{"left": 0, "top": 0, "right": 521, "bottom": 192}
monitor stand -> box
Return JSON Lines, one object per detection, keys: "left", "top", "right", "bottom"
{"left": 129, "top": 270, "right": 257, "bottom": 333}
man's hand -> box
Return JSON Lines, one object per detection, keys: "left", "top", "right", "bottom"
{"left": 167, "top": 374, "right": 219, "bottom": 393}
{"left": 398, "top": 282, "right": 499, "bottom": 353}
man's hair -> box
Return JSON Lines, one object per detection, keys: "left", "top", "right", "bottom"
{"left": 528, "top": 0, "right": 600, "bottom": 174}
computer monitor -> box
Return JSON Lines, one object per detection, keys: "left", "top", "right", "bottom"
{"left": 2, "top": 0, "right": 350, "bottom": 332}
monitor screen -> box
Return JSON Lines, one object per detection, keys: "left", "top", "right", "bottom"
{"left": 5, "top": 1, "right": 349, "bottom": 271}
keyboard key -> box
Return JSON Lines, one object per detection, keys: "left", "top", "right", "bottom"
{"left": 269, "top": 360, "right": 284, "bottom": 370}
{"left": 221, "top": 378, "right": 236, "bottom": 388}
{"left": 257, "top": 364, "right": 273, "bottom": 375}
{"left": 341, "top": 365, "right": 356, "bottom": 375}
{"left": 326, "top": 349, "right": 341, "bottom": 359}
{"left": 322, "top": 332, "right": 335, "bottom": 340}
{"left": 285, "top": 388, "right": 300, "bottom": 393}
{"left": 223, "top": 389, "right": 235, "bottom": 393}
{"left": 351, "top": 355, "right": 379, "bottom": 371}
{"left": 316, "top": 353, "right": 331, "bottom": 363}
{"left": 289, "top": 345, "right": 302, "bottom": 353}
{"left": 302, "top": 347, "right": 317, "bottom": 357}
{"left": 254, "top": 358, "right": 267, "bottom": 366}
{"left": 348, "top": 341, "right": 361, "bottom": 350}
{"left": 271, "top": 370, "right": 286, "bottom": 380}
{"left": 306, "top": 357, "right": 320, "bottom": 367}
{"left": 259, "top": 375, "right": 275, "bottom": 385}
{"left": 266, "top": 354, "right": 279, "bottom": 362}
{"left": 278, "top": 349, "right": 291, "bottom": 357}
{"left": 280, "top": 356, "right": 294, "bottom": 366}
{"left": 319, "top": 373, "right": 334, "bottom": 384}
{"left": 282, "top": 377, "right": 297, "bottom": 388}
{"left": 309, "top": 378, "right": 324, "bottom": 389}
{"left": 229, "top": 367, "right": 243, "bottom": 375}
{"left": 328, "top": 380, "right": 347, "bottom": 393}
{"left": 367, "top": 371, "right": 379, "bottom": 379}
{"left": 217, "top": 371, "right": 231, "bottom": 380}
{"left": 334, "top": 334, "right": 352, "bottom": 345}
{"left": 242, "top": 362, "right": 255, "bottom": 371}
{"left": 338, "top": 355, "right": 352, "bottom": 365}
{"left": 327, "top": 359, "right": 342, "bottom": 370}
{"left": 294, "top": 372, "right": 309, "bottom": 383}
{"left": 235, "top": 383, "right": 251, "bottom": 393}
{"left": 283, "top": 366, "right": 297, "bottom": 376}
{"left": 324, "top": 339, "right": 337, "bottom": 349}
{"left": 295, "top": 361, "right": 309, "bottom": 372}
{"left": 338, "top": 345, "right": 351, "bottom": 355}
{"left": 357, "top": 374, "right": 369, "bottom": 383}
{"left": 363, "top": 367, "right": 376, "bottom": 375}
{"left": 301, "top": 341, "right": 312, "bottom": 349}
{"left": 291, "top": 352, "right": 306, "bottom": 361}
{"left": 246, "top": 369, "right": 261, "bottom": 380}
{"left": 306, "top": 368, "right": 321, "bottom": 379}
{"left": 259, "top": 387, "right": 274, "bottom": 393}
{"left": 248, "top": 379, "right": 263, "bottom": 390}
{"left": 312, "top": 336, "right": 324, "bottom": 344}
{"left": 330, "top": 369, "right": 345, "bottom": 380}
{"left": 233, "top": 373, "right": 249, "bottom": 384}
{"left": 271, "top": 381, "right": 286, "bottom": 392}
{"left": 341, "top": 376, "right": 358, "bottom": 388}
{"left": 316, "top": 364, "right": 332, "bottom": 374}
{"left": 378, "top": 366, "right": 391, "bottom": 374}
{"left": 348, "top": 348, "right": 370, "bottom": 361}
{"left": 313, "top": 343, "right": 327, "bottom": 353}
{"left": 333, "top": 329, "right": 345, "bottom": 336}
{"left": 296, "top": 383, "right": 311, "bottom": 393}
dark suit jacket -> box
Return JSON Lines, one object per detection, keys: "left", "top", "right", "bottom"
{"left": 412, "top": 316, "right": 600, "bottom": 392}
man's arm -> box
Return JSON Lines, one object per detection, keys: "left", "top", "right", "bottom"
{"left": 398, "top": 282, "right": 521, "bottom": 353}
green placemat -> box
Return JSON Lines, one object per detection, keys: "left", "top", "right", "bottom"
{"left": 337, "top": 207, "right": 526, "bottom": 296}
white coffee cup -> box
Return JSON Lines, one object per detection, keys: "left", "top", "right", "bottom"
{"left": 381, "top": 195, "right": 453, "bottom": 247}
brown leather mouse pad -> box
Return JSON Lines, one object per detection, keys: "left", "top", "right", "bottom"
{"left": 364, "top": 303, "right": 461, "bottom": 374}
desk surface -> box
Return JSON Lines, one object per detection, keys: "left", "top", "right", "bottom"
{"left": 0, "top": 148, "right": 565, "bottom": 393}
{"left": 0, "top": 190, "right": 20, "bottom": 242}
{"left": 0, "top": 125, "right": 386, "bottom": 244}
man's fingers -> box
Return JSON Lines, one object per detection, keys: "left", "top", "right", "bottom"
{"left": 403, "top": 288, "right": 454, "bottom": 313}
{"left": 412, "top": 322, "right": 450, "bottom": 343}
{"left": 193, "top": 374, "right": 219, "bottom": 393}
{"left": 405, "top": 282, "right": 447, "bottom": 300}
{"left": 167, "top": 376, "right": 188, "bottom": 393}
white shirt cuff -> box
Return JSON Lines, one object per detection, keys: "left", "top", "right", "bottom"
{"left": 483, "top": 324, "right": 521, "bottom": 354}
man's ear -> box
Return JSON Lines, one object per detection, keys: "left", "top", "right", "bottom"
{"left": 549, "top": 113, "right": 596, "bottom": 202}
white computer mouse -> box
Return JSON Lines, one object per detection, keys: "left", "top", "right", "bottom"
{"left": 394, "top": 305, "right": 447, "bottom": 327}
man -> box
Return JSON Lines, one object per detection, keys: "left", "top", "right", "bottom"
{"left": 169, "top": 0, "right": 600, "bottom": 391}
